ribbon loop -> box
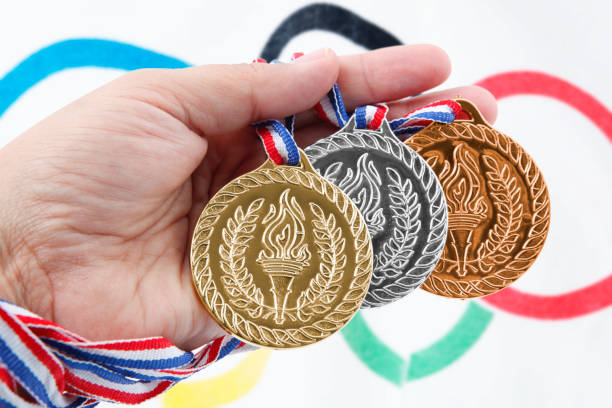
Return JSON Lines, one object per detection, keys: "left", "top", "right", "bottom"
{"left": 354, "top": 104, "right": 389, "bottom": 130}
{"left": 252, "top": 56, "right": 301, "bottom": 166}
{"left": 253, "top": 52, "right": 461, "bottom": 166}
{"left": 313, "top": 83, "right": 350, "bottom": 128}
{"left": 389, "top": 100, "right": 461, "bottom": 139}
{"left": 312, "top": 78, "right": 460, "bottom": 139}
{"left": 254, "top": 120, "right": 300, "bottom": 166}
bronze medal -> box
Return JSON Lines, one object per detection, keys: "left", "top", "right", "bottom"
{"left": 405, "top": 100, "right": 551, "bottom": 298}
{"left": 191, "top": 150, "right": 372, "bottom": 348}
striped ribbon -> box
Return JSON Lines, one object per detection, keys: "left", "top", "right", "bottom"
{"left": 313, "top": 83, "right": 350, "bottom": 128}
{"left": 311, "top": 78, "right": 461, "bottom": 135}
{"left": 354, "top": 104, "right": 389, "bottom": 130}
{"left": 253, "top": 54, "right": 387, "bottom": 165}
{"left": 254, "top": 118, "right": 299, "bottom": 166}
{"left": 253, "top": 53, "right": 461, "bottom": 162}
{"left": 389, "top": 99, "right": 462, "bottom": 138}
{"left": 0, "top": 299, "right": 250, "bottom": 407}
{"left": 252, "top": 56, "right": 301, "bottom": 166}
{"left": 293, "top": 53, "right": 351, "bottom": 130}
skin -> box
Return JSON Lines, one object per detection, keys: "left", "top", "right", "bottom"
{"left": 0, "top": 45, "right": 497, "bottom": 351}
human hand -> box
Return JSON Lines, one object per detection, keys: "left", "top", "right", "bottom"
{"left": 0, "top": 46, "right": 497, "bottom": 350}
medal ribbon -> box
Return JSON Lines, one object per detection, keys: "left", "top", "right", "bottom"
{"left": 354, "top": 104, "right": 389, "bottom": 130}
{"left": 253, "top": 55, "right": 461, "bottom": 166}
{"left": 254, "top": 118, "right": 298, "bottom": 165}
{"left": 252, "top": 57, "right": 301, "bottom": 166}
{"left": 0, "top": 299, "right": 250, "bottom": 407}
{"left": 313, "top": 83, "right": 350, "bottom": 127}
{"left": 389, "top": 100, "right": 462, "bottom": 138}
{"left": 311, "top": 66, "right": 460, "bottom": 135}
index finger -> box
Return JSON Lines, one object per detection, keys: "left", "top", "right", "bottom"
{"left": 337, "top": 44, "right": 451, "bottom": 110}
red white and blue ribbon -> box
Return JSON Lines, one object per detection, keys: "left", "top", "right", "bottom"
{"left": 293, "top": 53, "right": 351, "bottom": 130}
{"left": 252, "top": 56, "right": 300, "bottom": 166}
{"left": 389, "top": 99, "right": 462, "bottom": 138}
{"left": 313, "top": 83, "right": 350, "bottom": 128}
{"left": 253, "top": 53, "right": 461, "bottom": 165}
{"left": 0, "top": 299, "right": 250, "bottom": 407}
{"left": 314, "top": 86, "right": 390, "bottom": 131}
{"left": 254, "top": 118, "right": 299, "bottom": 166}
{"left": 354, "top": 104, "right": 389, "bottom": 130}
{"left": 310, "top": 76, "right": 461, "bottom": 135}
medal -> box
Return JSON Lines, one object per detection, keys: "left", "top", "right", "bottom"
{"left": 191, "top": 145, "right": 373, "bottom": 348}
{"left": 405, "top": 99, "right": 551, "bottom": 298}
{"left": 305, "top": 114, "right": 448, "bottom": 307}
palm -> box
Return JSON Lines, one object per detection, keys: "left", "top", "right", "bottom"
{"left": 14, "top": 97, "right": 244, "bottom": 350}
{"left": 7, "top": 92, "right": 331, "bottom": 350}
{"left": 0, "top": 47, "right": 496, "bottom": 350}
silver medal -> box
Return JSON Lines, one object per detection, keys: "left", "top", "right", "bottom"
{"left": 304, "top": 117, "right": 448, "bottom": 307}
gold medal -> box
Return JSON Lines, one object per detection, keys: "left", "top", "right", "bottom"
{"left": 405, "top": 100, "right": 551, "bottom": 298}
{"left": 191, "top": 150, "right": 372, "bottom": 348}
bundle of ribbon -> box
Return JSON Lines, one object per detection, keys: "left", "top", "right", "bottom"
{"left": 0, "top": 299, "right": 251, "bottom": 407}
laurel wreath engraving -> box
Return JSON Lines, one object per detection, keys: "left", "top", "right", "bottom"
{"left": 409, "top": 121, "right": 551, "bottom": 298}
{"left": 219, "top": 198, "right": 274, "bottom": 320}
{"left": 305, "top": 124, "right": 448, "bottom": 307}
{"left": 476, "top": 155, "right": 522, "bottom": 272}
{"left": 375, "top": 167, "right": 419, "bottom": 277}
{"left": 191, "top": 163, "right": 372, "bottom": 348}
{"left": 295, "top": 203, "right": 346, "bottom": 321}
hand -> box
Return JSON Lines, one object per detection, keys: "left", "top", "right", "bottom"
{"left": 0, "top": 46, "right": 497, "bottom": 350}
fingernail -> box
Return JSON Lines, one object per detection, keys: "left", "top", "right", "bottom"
{"left": 291, "top": 48, "right": 331, "bottom": 63}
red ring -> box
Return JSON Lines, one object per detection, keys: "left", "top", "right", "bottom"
{"left": 476, "top": 71, "right": 612, "bottom": 319}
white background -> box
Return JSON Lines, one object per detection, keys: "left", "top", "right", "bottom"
{"left": 1, "top": 1, "right": 611, "bottom": 407}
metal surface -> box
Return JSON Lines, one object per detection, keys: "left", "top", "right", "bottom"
{"left": 191, "top": 150, "right": 373, "bottom": 348}
{"left": 305, "top": 118, "right": 448, "bottom": 307}
{"left": 406, "top": 99, "right": 551, "bottom": 298}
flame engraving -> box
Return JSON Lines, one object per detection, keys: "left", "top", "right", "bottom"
{"left": 256, "top": 189, "right": 311, "bottom": 324}
{"left": 431, "top": 144, "right": 488, "bottom": 277}
{"left": 323, "top": 153, "right": 386, "bottom": 236}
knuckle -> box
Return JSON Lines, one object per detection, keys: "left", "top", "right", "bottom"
{"left": 215, "top": 62, "right": 265, "bottom": 119}
{"left": 242, "top": 63, "right": 266, "bottom": 118}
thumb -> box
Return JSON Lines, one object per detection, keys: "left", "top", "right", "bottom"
{"left": 115, "top": 48, "right": 339, "bottom": 136}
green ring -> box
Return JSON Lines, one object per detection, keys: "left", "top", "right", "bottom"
{"left": 341, "top": 301, "right": 494, "bottom": 385}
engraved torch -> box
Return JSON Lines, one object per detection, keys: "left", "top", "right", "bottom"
{"left": 436, "top": 144, "right": 488, "bottom": 277}
{"left": 257, "top": 189, "right": 311, "bottom": 324}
